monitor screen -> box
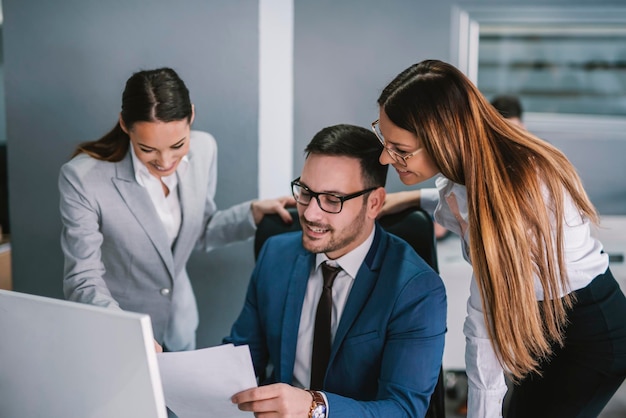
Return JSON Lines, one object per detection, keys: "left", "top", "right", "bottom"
{"left": 0, "top": 290, "right": 167, "bottom": 418}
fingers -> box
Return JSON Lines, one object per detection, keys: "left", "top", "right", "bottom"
{"left": 231, "top": 383, "right": 310, "bottom": 417}
{"left": 276, "top": 205, "right": 293, "bottom": 224}
{"left": 231, "top": 386, "right": 277, "bottom": 414}
{"left": 276, "top": 196, "right": 296, "bottom": 224}
{"left": 236, "top": 397, "right": 275, "bottom": 414}
{"left": 252, "top": 196, "right": 296, "bottom": 225}
{"left": 282, "top": 196, "right": 297, "bottom": 207}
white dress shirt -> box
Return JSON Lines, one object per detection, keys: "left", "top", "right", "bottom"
{"left": 420, "top": 175, "right": 609, "bottom": 418}
{"left": 130, "top": 145, "right": 189, "bottom": 247}
{"left": 292, "top": 226, "right": 376, "bottom": 413}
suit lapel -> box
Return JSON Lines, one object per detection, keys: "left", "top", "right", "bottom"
{"left": 331, "top": 226, "right": 385, "bottom": 362}
{"left": 279, "top": 252, "right": 314, "bottom": 382}
{"left": 112, "top": 153, "right": 176, "bottom": 280}
{"left": 172, "top": 155, "right": 199, "bottom": 270}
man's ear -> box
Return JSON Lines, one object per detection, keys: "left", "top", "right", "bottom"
{"left": 367, "top": 187, "right": 386, "bottom": 220}
{"left": 119, "top": 114, "right": 129, "bottom": 134}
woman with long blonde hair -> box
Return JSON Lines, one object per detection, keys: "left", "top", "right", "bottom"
{"left": 374, "top": 59, "right": 626, "bottom": 417}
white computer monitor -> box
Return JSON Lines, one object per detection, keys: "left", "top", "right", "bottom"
{"left": 0, "top": 289, "right": 167, "bottom": 418}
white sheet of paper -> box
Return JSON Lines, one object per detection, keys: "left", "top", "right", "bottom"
{"left": 157, "top": 344, "right": 257, "bottom": 418}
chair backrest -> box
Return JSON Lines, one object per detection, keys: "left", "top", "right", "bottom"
{"left": 254, "top": 206, "right": 445, "bottom": 418}
{"left": 255, "top": 207, "right": 438, "bottom": 272}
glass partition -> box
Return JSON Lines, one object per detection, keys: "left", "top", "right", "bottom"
{"left": 452, "top": 5, "right": 626, "bottom": 216}
{"left": 478, "top": 24, "right": 626, "bottom": 116}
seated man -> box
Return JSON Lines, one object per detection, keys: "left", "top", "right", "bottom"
{"left": 227, "top": 124, "right": 446, "bottom": 418}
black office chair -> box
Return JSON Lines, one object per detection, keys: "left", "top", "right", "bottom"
{"left": 254, "top": 206, "right": 446, "bottom": 418}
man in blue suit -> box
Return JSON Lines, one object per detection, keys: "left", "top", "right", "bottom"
{"left": 228, "top": 124, "right": 446, "bottom": 418}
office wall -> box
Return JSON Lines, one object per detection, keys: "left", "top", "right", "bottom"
{"left": 0, "top": 26, "right": 8, "bottom": 235}
{"left": 293, "top": 0, "right": 450, "bottom": 193}
{"left": 0, "top": 29, "right": 6, "bottom": 144}
{"left": 3, "top": 0, "right": 624, "bottom": 348}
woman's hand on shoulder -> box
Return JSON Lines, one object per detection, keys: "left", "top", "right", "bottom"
{"left": 251, "top": 196, "right": 296, "bottom": 225}
{"left": 379, "top": 190, "right": 421, "bottom": 218}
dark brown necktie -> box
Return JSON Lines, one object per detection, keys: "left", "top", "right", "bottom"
{"left": 310, "top": 262, "right": 342, "bottom": 390}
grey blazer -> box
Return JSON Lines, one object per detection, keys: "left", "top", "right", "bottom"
{"left": 59, "top": 130, "right": 255, "bottom": 351}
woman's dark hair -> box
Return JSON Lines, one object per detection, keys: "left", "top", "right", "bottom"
{"left": 304, "top": 124, "right": 388, "bottom": 189}
{"left": 490, "top": 95, "right": 523, "bottom": 119}
{"left": 72, "top": 67, "right": 193, "bottom": 161}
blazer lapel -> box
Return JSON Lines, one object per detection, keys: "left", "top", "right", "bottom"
{"left": 172, "top": 157, "right": 200, "bottom": 270}
{"left": 331, "top": 226, "right": 386, "bottom": 361}
{"left": 112, "top": 153, "right": 176, "bottom": 280}
{"left": 279, "top": 252, "right": 314, "bottom": 382}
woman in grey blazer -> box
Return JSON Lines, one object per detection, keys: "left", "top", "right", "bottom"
{"left": 59, "top": 68, "right": 293, "bottom": 352}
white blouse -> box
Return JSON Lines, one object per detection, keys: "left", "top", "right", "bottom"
{"left": 420, "top": 175, "right": 608, "bottom": 417}
{"left": 130, "top": 145, "right": 189, "bottom": 247}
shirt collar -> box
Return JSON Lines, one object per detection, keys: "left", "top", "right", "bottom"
{"left": 129, "top": 143, "right": 189, "bottom": 187}
{"left": 315, "top": 225, "right": 376, "bottom": 280}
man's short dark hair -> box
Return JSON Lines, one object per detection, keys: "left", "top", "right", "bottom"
{"left": 490, "top": 95, "right": 523, "bottom": 119}
{"left": 304, "top": 124, "right": 388, "bottom": 188}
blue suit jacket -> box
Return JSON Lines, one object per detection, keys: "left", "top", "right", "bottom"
{"left": 227, "top": 225, "right": 446, "bottom": 418}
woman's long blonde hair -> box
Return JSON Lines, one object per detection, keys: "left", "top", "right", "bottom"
{"left": 378, "top": 59, "right": 598, "bottom": 381}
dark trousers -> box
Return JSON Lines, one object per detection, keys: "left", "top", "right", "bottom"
{"left": 507, "top": 269, "right": 626, "bottom": 418}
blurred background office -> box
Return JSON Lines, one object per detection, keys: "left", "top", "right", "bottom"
{"left": 1, "top": 0, "right": 625, "bottom": 415}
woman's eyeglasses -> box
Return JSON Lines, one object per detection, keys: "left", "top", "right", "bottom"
{"left": 371, "top": 119, "right": 419, "bottom": 167}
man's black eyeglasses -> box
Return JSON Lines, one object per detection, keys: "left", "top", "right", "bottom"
{"left": 291, "top": 178, "right": 377, "bottom": 214}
